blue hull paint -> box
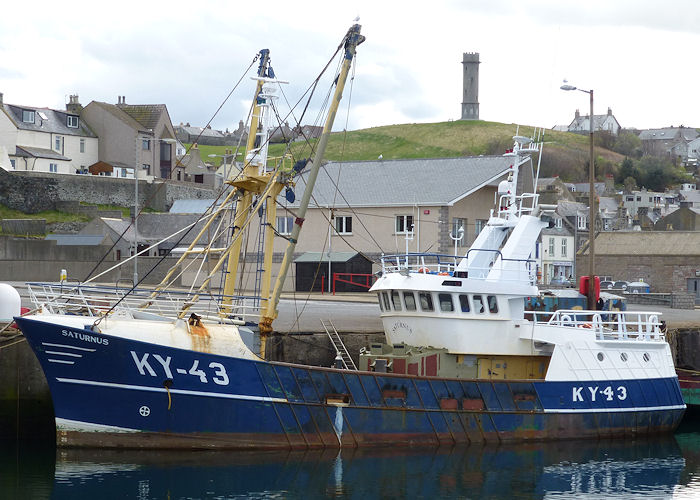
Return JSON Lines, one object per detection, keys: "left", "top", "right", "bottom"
{"left": 15, "top": 317, "right": 685, "bottom": 449}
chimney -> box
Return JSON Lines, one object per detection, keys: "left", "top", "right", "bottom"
{"left": 575, "top": 109, "right": 580, "bottom": 119}
{"left": 607, "top": 107, "right": 612, "bottom": 116}
{"left": 66, "top": 94, "right": 82, "bottom": 115}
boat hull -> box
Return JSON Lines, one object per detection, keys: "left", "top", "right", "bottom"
{"left": 16, "top": 317, "right": 685, "bottom": 449}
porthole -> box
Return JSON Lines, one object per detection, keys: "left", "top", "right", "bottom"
{"left": 597, "top": 352, "right": 604, "bottom": 361}
{"left": 620, "top": 352, "right": 628, "bottom": 362}
{"left": 643, "top": 352, "right": 651, "bottom": 362}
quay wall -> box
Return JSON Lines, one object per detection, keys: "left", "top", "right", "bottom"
{"left": 0, "top": 169, "right": 215, "bottom": 213}
{"left": 0, "top": 236, "right": 172, "bottom": 284}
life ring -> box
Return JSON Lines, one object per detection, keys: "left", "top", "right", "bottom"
{"left": 418, "top": 267, "right": 430, "bottom": 274}
{"left": 580, "top": 323, "right": 592, "bottom": 329}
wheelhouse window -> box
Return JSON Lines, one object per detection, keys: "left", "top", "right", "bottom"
{"left": 438, "top": 293, "right": 454, "bottom": 312}
{"left": 473, "top": 295, "right": 485, "bottom": 313}
{"left": 418, "top": 292, "right": 433, "bottom": 312}
{"left": 396, "top": 215, "right": 414, "bottom": 234}
{"left": 381, "top": 292, "right": 391, "bottom": 311}
{"left": 403, "top": 292, "right": 416, "bottom": 311}
{"left": 377, "top": 295, "right": 384, "bottom": 311}
{"left": 487, "top": 295, "right": 498, "bottom": 313}
{"left": 67, "top": 115, "right": 79, "bottom": 128}
{"left": 276, "top": 216, "right": 294, "bottom": 235}
{"left": 22, "top": 109, "right": 35, "bottom": 123}
{"left": 335, "top": 215, "right": 352, "bottom": 235}
{"left": 459, "top": 294, "right": 470, "bottom": 312}
{"left": 391, "top": 291, "right": 402, "bottom": 311}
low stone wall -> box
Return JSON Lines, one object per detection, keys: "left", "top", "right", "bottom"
{"left": 0, "top": 169, "right": 215, "bottom": 213}
{"left": 1, "top": 219, "right": 46, "bottom": 235}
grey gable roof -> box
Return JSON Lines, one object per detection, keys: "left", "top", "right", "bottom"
{"left": 3, "top": 103, "right": 97, "bottom": 138}
{"left": 287, "top": 156, "right": 514, "bottom": 208}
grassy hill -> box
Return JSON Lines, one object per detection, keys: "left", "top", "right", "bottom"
{"left": 192, "top": 120, "right": 625, "bottom": 183}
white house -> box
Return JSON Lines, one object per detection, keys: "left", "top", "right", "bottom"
{"left": 567, "top": 107, "right": 621, "bottom": 136}
{"left": 0, "top": 93, "right": 98, "bottom": 174}
{"left": 539, "top": 215, "right": 575, "bottom": 284}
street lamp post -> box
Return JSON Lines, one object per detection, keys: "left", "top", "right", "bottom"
{"left": 561, "top": 81, "right": 596, "bottom": 309}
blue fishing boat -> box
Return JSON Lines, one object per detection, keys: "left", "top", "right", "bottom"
{"left": 14, "top": 24, "right": 684, "bottom": 449}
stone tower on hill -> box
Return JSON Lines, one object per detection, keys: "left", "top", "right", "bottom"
{"left": 461, "top": 52, "right": 480, "bottom": 120}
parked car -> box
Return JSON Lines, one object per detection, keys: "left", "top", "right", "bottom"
{"left": 613, "top": 281, "right": 629, "bottom": 290}
{"left": 549, "top": 277, "right": 573, "bottom": 286}
{"left": 627, "top": 281, "right": 650, "bottom": 294}
{"left": 600, "top": 280, "right": 614, "bottom": 290}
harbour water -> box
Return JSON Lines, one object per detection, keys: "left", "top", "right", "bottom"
{"left": 4, "top": 414, "right": 700, "bottom": 499}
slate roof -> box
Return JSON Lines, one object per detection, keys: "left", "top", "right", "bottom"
{"left": 169, "top": 199, "right": 220, "bottom": 214}
{"left": 571, "top": 182, "right": 606, "bottom": 196}
{"left": 100, "top": 214, "right": 213, "bottom": 245}
{"left": 287, "top": 156, "right": 515, "bottom": 208}
{"left": 88, "top": 101, "right": 148, "bottom": 131}
{"left": 175, "top": 125, "right": 224, "bottom": 138}
{"left": 638, "top": 128, "right": 698, "bottom": 141}
{"left": 2, "top": 103, "right": 97, "bottom": 137}
{"left": 117, "top": 103, "right": 168, "bottom": 131}
{"left": 15, "top": 146, "right": 70, "bottom": 161}
{"left": 46, "top": 234, "right": 109, "bottom": 246}
{"left": 557, "top": 200, "right": 587, "bottom": 217}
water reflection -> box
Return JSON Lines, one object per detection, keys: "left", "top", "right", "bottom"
{"left": 4, "top": 432, "right": 700, "bottom": 499}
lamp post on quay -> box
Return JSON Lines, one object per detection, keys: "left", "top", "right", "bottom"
{"left": 561, "top": 81, "right": 596, "bottom": 309}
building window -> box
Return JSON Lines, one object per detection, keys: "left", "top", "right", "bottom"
{"left": 577, "top": 215, "right": 587, "bottom": 230}
{"left": 121, "top": 168, "right": 129, "bottom": 178}
{"left": 10, "top": 159, "right": 15, "bottom": 169}
{"left": 452, "top": 218, "right": 467, "bottom": 246}
{"left": 22, "top": 109, "right": 35, "bottom": 123}
{"left": 55, "top": 136, "right": 62, "bottom": 151}
{"left": 548, "top": 237, "right": 555, "bottom": 256}
{"left": 555, "top": 218, "right": 562, "bottom": 229}
{"left": 49, "top": 163, "right": 58, "bottom": 173}
{"left": 80, "top": 138, "right": 85, "bottom": 153}
{"left": 475, "top": 219, "right": 487, "bottom": 236}
{"left": 67, "top": 115, "right": 79, "bottom": 128}
{"left": 143, "top": 164, "right": 150, "bottom": 175}
{"left": 395, "top": 215, "right": 413, "bottom": 234}
{"left": 142, "top": 139, "right": 151, "bottom": 150}
{"left": 277, "top": 216, "right": 294, "bottom": 235}
{"left": 335, "top": 215, "right": 352, "bottom": 235}
{"left": 561, "top": 239, "right": 567, "bottom": 257}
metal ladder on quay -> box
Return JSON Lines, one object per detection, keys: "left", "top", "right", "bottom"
{"left": 321, "top": 319, "right": 357, "bottom": 370}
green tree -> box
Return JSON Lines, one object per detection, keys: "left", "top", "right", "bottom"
{"left": 613, "top": 131, "right": 642, "bottom": 158}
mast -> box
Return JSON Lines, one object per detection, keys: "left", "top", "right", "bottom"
{"left": 259, "top": 24, "right": 365, "bottom": 344}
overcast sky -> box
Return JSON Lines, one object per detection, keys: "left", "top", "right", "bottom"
{"left": 2, "top": 0, "right": 699, "bottom": 134}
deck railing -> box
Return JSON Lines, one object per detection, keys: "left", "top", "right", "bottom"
{"left": 526, "top": 309, "right": 665, "bottom": 342}
{"left": 379, "top": 251, "right": 537, "bottom": 284}
{"left": 26, "top": 282, "right": 263, "bottom": 325}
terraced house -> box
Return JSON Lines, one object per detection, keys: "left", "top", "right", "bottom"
{"left": 0, "top": 93, "right": 98, "bottom": 173}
